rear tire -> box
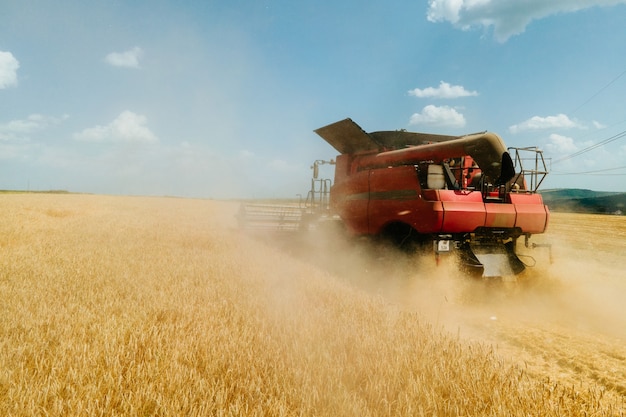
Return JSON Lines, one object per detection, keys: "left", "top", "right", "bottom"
{"left": 380, "top": 222, "right": 426, "bottom": 254}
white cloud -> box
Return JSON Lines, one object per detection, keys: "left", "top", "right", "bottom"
{"left": 427, "top": 0, "right": 626, "bottom": 42}
{"left": 545, "top": 133, "right": 578, "bottom": 154}
{"left": 409, "top": 105, "right": 466, "bottom": 127}
{"left": 73, "top": 111, "right": 158, "bottom": 143}
{"left": 408, "top": 81, "right": 478, "bottom": 99}
{"left": 592, "top": 120, "right": 606, "bottom": 129}
{"left": 0, "top": 51, "right": 19, "bottom": 89}
{"left": 508, "top": 114, "right": 583, "bottom": 134}
{"left": 0, "top": 114, "right": 68, "bottom": 141}
{"left": 105, "top": 47, "right": 143, "bottom": 68}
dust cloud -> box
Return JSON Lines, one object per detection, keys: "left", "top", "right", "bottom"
{"left": 267, "top": 220, "right": 625, "bottom": 337}
{"left": 247, "top": 212, "right": 626, "bottom": 394}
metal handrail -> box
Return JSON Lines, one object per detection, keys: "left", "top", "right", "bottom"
{"left": 508, "top": 147, "right": 549, "bottom": 192}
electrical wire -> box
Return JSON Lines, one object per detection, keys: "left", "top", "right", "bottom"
{"left": 544, "top": 69, "right": 626, "bottom": 179}
{"left": 551, "top": 129, "right": 626, "bottom": 164}
{"left": 570, "top": 68, "right": 626, "bottom": 115}
{"left": 551, "top": 165, "right": 626, "bottom": 175}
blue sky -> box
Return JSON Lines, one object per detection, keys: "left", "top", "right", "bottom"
{"left": 1, "top": 0, "right": 626, "bottom": 198}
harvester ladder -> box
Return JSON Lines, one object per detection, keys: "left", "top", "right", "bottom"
{"left": 304, "top": 178, "right": 332, "bottom": 212}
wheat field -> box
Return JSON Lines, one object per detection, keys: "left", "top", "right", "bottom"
{"left": 0, "top": 193, "right": 624, "bottom": 416}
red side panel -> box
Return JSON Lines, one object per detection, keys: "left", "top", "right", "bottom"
{"left": 423, "top": 201, "right": 445, "bottom": 234}
{"left": 330, "top": 170, "right": 370, "bottom": 235}
{"left": 438, "top": 190, "right": 486, "bottom": 233}
{"left": 367, "top": 166, "right": 439, "bottom": 234}
{"left": 509, "top": 193, "right": 549, "bottom": 233}
{"left": 332, "top": 160, "right": 549, "bottom": 237}
{"left": 485, "top": 202, "right": 517, "bottom": 228}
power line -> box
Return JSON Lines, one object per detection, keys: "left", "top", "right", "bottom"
{"left": 551, "top": 165, "right": 626, "bottom": 175}
{"left": 585, "top": 173, "right": 626, "bottom": 176}
{"left": 551, "top": 129, "right": 626, "bottom": 164}
{"left": 570, "top": 68, "right": 626, "bottom": 115}
{"left": 552, "top": 173, "right": 626, "bottom": 176}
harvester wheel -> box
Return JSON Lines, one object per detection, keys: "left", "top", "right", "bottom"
{"left": 380, "top": 223, "right": 423, "bottom": 254}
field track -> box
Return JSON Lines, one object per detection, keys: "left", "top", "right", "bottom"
{"left": 1, "top": 194, "right": 624, "bottom": 416}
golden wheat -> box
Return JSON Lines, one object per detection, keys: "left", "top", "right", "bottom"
{"left": 0, "top": 194, "right": 623, "bottom": 416}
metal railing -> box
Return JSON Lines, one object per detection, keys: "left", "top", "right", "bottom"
{"left": 304, "top": 178, "right": 332, "bottom": 212}
{"left": 508, "top": 147, "right": 549, "bottom": 192}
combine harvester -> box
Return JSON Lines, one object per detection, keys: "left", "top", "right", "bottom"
{"left": 240, "top": 118, "right": 552, "bottom": 278}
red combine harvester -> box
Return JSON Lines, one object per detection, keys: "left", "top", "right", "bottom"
{"left": 238, "top": 118, "right": 551, "bottom": 278}
{"left": 313, "top": 118, "right": 551, "bottom": 278}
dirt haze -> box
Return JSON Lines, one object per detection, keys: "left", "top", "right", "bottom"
{"left": 258, "top": 211, "right": 626, "bottom": 398}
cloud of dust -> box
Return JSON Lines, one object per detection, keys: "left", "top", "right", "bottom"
{"left": 518, "top": 239, "right": 626, "bottom": 340}
{"left": 237, "top": 210, "right": 626, "bottom": 402}
{"left": 253, "top": 216, "right": 626, "bottom": 346}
